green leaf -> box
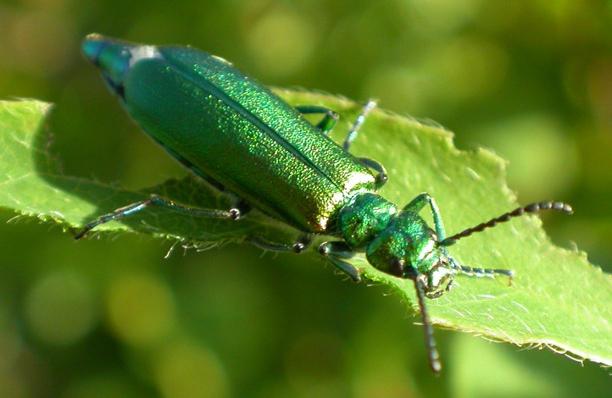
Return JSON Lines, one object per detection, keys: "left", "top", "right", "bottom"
{"left": 0, "top": 95, "right": 610, "bottom": 369}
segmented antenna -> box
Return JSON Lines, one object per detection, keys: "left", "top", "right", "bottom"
{"left": 459, "top": 266, "right": 514, "bottom": 285}
{"left": 440, "top": 201, "right": 573, "bottom": 247}
{"left": 413, "top": 275, "right": 442, "bottom": 374}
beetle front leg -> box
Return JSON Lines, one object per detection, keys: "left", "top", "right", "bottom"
{"left": 318, "top": 241, "right": 361, "bottom": 282}
{"left": 403, "top": 193, "right": 447, "bottom": 242}
{"left": 75, "top": 194, "right": 245, "bottom": 239}
{"left": 412, "top": 273, "right": 442, "bottom": 374}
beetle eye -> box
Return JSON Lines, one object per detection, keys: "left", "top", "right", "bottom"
{"left": 389, "top": 258, "right": 420, "bottom": 279}
{"left": 390, "top": 258, "right": 405, "bottom": 277}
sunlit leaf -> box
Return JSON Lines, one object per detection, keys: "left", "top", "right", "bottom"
{"left": 0, "top": 94, "right": 609, "bottom": 369}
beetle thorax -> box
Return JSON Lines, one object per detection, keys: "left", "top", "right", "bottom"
{"left": 338, "top": 193, "right": 397, "bottom": 248}
{"left": 365, "top": 211, "right": 453, "bottom": 292}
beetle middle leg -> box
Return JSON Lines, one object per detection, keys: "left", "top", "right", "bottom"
{"left": 74, "top": 194, "right": 246, "bottom": 239}
{"left": 342, "top": 99, "right": 377, "bottom": 151}
{"left": 343, "top": 100, "right": 387, "bottom": 188}
{"left": 295, "top": 105, "right": 339, "bottom": 135}
{"left": 319, "top": 241, "right": 361, "bottom": 282}
{"left": 248, "top": 234, "right": 313, "bottom": 254}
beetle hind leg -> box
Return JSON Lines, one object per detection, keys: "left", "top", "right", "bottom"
{"left": 74, "top": 194, "right": 245, "bottom": 239}
{"left": 295, "top": 105, "right": 339, "bottom": 135}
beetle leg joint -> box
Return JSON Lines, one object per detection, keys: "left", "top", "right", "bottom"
{"left": 229, "top": 208, "right": 241, "bottom": 220}
{"left": 292, "top": 242, "right": 306, "bottom": 253}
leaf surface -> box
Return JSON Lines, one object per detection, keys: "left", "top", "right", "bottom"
{"left": 0, "top": 95, "right": 609, "bottom": 368}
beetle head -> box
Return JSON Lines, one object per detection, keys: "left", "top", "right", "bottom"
{"left": 365, "top": 211, "right": 454, "bottom": 298}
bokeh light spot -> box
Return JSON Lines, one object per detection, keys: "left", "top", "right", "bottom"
{"left": 5, "top": 9, "right": 74, "bottom": 74}
{"left": 24, "top": 272, "right": 97, "bottom": 345}
{"left": 364, "top": 65, "right": 429, "bottom": 114}
{"left": 106, "top": 274, "right": 176, "bottom": 346}
{"left": 474, "top": 114, "right": 579, "bottom": 198}
{"left": 245, "top": 7, "right": 316, "bottom": 78}
{"left": 154, "top": 340, "right": 228, "bottom": 398}
{"left": 423, "top": 37, "right": 509, "bottom": 103}
{"left": 63, "top": 373, "right": 142, "bottom": 398}
{"left": 411, "top": 0, "right": 483, "bottom": 34}
{"left": 284, "top": 331, "right": 344, "bottom": 393}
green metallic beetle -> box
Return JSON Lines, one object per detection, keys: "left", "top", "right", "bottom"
{"left": 79, "top": 34, "right": 573, "bottom": 373}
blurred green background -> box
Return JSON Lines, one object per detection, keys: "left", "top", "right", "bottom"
{"left": 0, "top": 0, "right": 610, "bottom": 397}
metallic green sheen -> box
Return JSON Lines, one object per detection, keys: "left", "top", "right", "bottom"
{"left": 84, "top": 35, "right": 376, "bottom": 232}
{"left": 366, "top": 211, "right": 441, "bottom": 274}
{"left": 338, "top": 193, "right": 397, "bottom": 248}
{"left": 82, "top": 36, "right": 131, "bottom": 90}
{"left": 82, "top": 35, "right": 561, "bottom": 376}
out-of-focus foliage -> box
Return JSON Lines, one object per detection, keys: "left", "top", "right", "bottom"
{"left": 0, "top": 1, "right": 610, "bottom": 397}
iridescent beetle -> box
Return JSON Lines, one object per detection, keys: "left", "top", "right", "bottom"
{"left": 79, "top": 34, "right": 573, "bottom": 373}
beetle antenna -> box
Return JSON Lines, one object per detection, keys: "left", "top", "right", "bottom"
{"left": 448, "top": 258, "right": 514, "bottom": 285}
{"left": 440, "top": 201, "right": 572, "bottom": 246}
{"left": 413, "top": 274, "right": 442, "bottom": 374}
